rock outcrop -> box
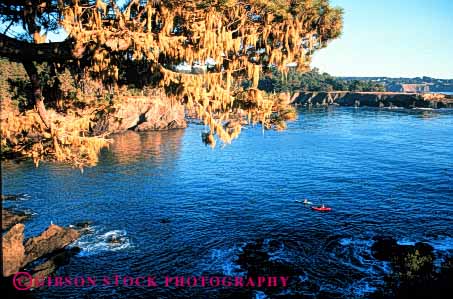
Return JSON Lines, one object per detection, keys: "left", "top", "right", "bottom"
{"left": 93, "top": 95, "right": 187, "bottom": 135}
{"left": 22, "top": 224, "right": 80, "bottom": 266}
{"left": 30, "top": 247, "right": 80, "bottom": 279}
{"left": 2, "top": 208, "right": 31, "bottom": 231}
{"left": 292, "top": 92, "right": 453, "bottom": 108}
{"left": 2, "top": 224, "right": 25, "bottom": 277}
{"left": 2, "top": 194, "right": 23, "bottom": 201}
{"left": 370, "top": 236, "right": 452, "bottom": 298}
{"left": 371, "top": 236, "right": 435, "bottom": 275}
{"left": 2, "top": 224, "right": 80, "bottom": 277}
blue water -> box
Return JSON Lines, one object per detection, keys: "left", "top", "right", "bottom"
{"left": 2, "top": 107, "right": 453, "bottom": 298}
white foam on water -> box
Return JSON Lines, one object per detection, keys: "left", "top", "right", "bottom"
{"left": 339, "top": 237, "right": 374, "bottom": 249}
{"left": 265, "top": 240, "right": 293, "bottom": 264}
{"left": 429, "top": 236, "right": 453, "bottom": 253}
{"left": 208, "top": 245, "right": 245, "bottom": 276}
{"left": 298, "top": 273, "right": 309, "bottom": 282}
{"left": 339, "top": 238, "right": 352, "bottom": 246}
{"left": 397, "top": 239, "right": 416, "bottom": 246}
{"left": 396, "top": 236, "right": 453, "bottom": 253}
{"left": 72, "top": 227, "right": 132, "bottom": 256}
{"left": 428, "top": 236, "right": 453, "bottom": 268}
{"left": 192, "top": 244, "right": 244, "bottom": 276}
{"left": 335, "top": 237, "right": 391, "bottom": 297}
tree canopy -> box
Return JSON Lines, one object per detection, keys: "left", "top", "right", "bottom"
{"left": 259, "top": 68, "right": 386, "bottom": 93}
{"left": 0, "top": 0, "right": 343, "bottom": 166}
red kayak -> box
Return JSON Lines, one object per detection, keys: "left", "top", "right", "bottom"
{"left": 311, "top": 206, "right": 332, "bottom": 212}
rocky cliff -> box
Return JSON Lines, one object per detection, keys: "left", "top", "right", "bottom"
{"left": 93, "top": 95, "right": 187, "bottom": 135}
{"left": 293, "top": 92, "right": 453, "bottom": 108}
{"left": 2, "top": 223, "right": 79, "bottom": 277}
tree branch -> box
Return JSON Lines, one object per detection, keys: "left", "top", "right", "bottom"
{"left": 0, "top": 33, "right": 74, "bottom": 63}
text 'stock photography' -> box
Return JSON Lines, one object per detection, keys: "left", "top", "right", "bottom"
{"left": 1, "top": 1, "right": 452, "bottom": 299}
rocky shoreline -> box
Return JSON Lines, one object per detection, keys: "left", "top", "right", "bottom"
{"left": 232, "top": 237, "right": 453, "bottom": 298}
{"left": 1, "top": 201, "right": 82, "bottom": 295}
{"left": 92, "top": 95, "right": 187, "bottom": 135}
{"left": 2, "top": 198, "right": 452, "bottom": 298}
{"left": 370, "top": 236, "right": 453, "bottom": 298}
{"left": 2, "top": 223, "right": 80, "bottom": 277}
{"left": 292, "top": 91, "right": 453, "bottom": 109}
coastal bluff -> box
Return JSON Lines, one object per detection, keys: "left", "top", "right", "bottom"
{"left": 292, "top": 92, "right": 453, "bottom": 108}
{"left": 92, "top": 95, "right": 187, "bottom": 135}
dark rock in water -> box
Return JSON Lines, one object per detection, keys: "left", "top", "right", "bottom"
{"left": 235, "top": 239, "right": 322, "bottom": 297}
{"left": 413, "top": 242, "right": 434, "bottom": 257}
{"left": 372, "top": 255, "right": 453, "bottom": 299}
{"left": 236, "top": 239, "right": 300, "bottom": 277}
{"left": 72, "top": 220, "right": 93, "bottom": 230}
{"left": 370, "top": 236, "right": 445, "bottom": 298}
{"left": 2, "top": 194, "right": 21, "bottom": 201}
{"left": 267, "top": 239, "right": 281, "bottom": 251}
{"left": 29, "top": 247, "right": 81, "bottom": 279}
{"left": 371, "top": 236, "right": 399, "bottom": 261}
{"left": 318, "top": 290, "right": 344, "bottom": 299}
{"left": 106, "top": 234, "right": 122, "bottom": 244}
{"left": 2, "top": 208, "right": 31, "bottom": 231}
{"left": 371, "top": 236, "right": 434, "bottom": 271}
{"left": 159, "top": 218, "right": 171, "bottom": 224}
{"left": 216, "top": 288, "right": 254, "bottom": 299}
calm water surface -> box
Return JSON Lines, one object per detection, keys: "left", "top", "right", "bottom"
{"left": 2, "top": 107, "right": 453, "bottom": 298}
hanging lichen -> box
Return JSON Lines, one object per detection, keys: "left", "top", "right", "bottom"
{"left": 60, "top": 0, "right": 342, "bottom": 147}
{"left": 1, "top": 0, "right": 343, "bottom": 166}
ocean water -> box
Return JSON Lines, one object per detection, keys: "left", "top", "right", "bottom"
{"left": 2, "top": 107, "right": 453, "bottom": 298}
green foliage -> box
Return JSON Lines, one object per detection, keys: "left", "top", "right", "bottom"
{"left": 259, "top": 67, "right": 386, "bottom": 92}
{"left": 401, "top": 250, "right": 434, "bottom": 279}
{"left": 0, "top": 58, "right": 30, "bottom": 108}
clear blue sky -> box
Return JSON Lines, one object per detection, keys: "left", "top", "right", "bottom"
{"left": 311, "top": 0, "right": 453, "bottom": 78}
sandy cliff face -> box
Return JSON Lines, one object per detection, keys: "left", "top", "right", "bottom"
{"left": 93, "top": 95, "right": 187, "bottom": 135}
{"left": 292, "top": 92, "right": 453, "bottom": 108}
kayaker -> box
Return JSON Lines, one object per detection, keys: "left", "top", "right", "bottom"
{"left": 321, "top": 204, "right": 325, "bottom": 208}
{"left": 303, "top": 199, "right": 309, "bottom": 204}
